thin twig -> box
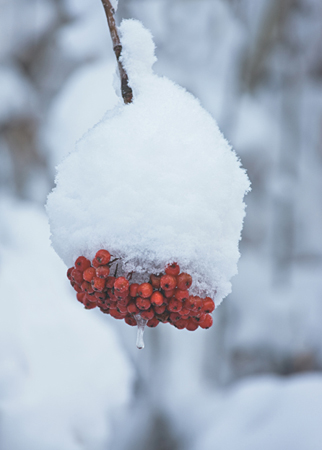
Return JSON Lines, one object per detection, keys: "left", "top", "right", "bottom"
{"left": 101, "top": 0, "right": 133, "bottom": 104}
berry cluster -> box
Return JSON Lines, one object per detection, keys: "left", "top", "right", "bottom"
{"left": 68, "top": 249, "right": 215, "bottom": 331}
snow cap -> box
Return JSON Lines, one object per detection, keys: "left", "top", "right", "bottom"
{"left": 46, "top": 19, "right": 250, "bottom": 305}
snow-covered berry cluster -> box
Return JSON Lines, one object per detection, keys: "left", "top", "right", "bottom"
{"left": 68, "top": 249, "right": 215, "bottom": 331}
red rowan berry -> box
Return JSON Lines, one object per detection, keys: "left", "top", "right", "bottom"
{"left": 96, "top": 265, "right": 110, "bottom": 279}
{"left": 125, "top": 316, "right": 137, "bottom": 326}
{"left": 117, "top": 303, "right": 128, "bottom": 314}
{"left": 202, "top": 297, "right": 215, "bottom": 313}
{"left": 186, "top": 319, "right": 198, "bottom": 331}
{"left": 165, "top": 262, "right": 180, "bottom": 276}
{"left": 71, "top": 269, "right": 83, "bottom": 285}
{"left": 93, "top": 249, "right": 111, "bottom": 266}
{"left": 151, "top": 291, "right": 164, "bottom": 306}
{"left": 137, "top": 283, "right": 153, "bottom": 298}
{"left": 110, "top": 309, "right": 126, "bottom": 319}
{"left": 192, "top": 296, "right": 203, "bottom": 312}
{"left": 83, "top": 298, "right": 97, "bottom": 309}
{"left": 127, "top": 301, "right": 140, "bottom": 315}
{"left": 75, "top": 256, "right": 91, "bottom": 272}
{"left": 83, "top": 267, "right": 96, "bottom": 282}
{"left": 147, "top": 317, "right": 159, "bottom": 328}
{"left": 169, "top": 312, "right": 182, "bottom": 322}
{"left": 94, "top": 291, "right": 107, "bottom": 301}
{"left": 85, "top": 294, "right": 97, "bottom": 304}
{"left": 76, "top": 292, "right": 85, "bottom": 304}
{"left": 174, "top": 318, "right": 187, "bottom": 329}
{"left": 136, "top": 297, "right": 151, "bottom": 311}
{"left": 130, "top": 283, "right": 139, "bottom": 297}
{"left": 114, "top": 277, "right": 129, "bottom": 293}
{"left": 191, "top": 313, "right": 206, "bottom": 324}
{"left": 164, "top": 288, "right": 175, "bottom": 298}
{"left": 91, "top": 276, "right": 106, "bottom": 292}
{"left": 177, "top": 273, "right": 192, "bottom": 290}
{"left": 199, "top": 314, "right": 213, "bottom": 329}
{"left": 115, "top": 290, "right": 129, "bottom": 301}
{"left": 81, "top": 281, "right": 94, "bottom": 294}
{"left": 67, "top": 267, "right": 73, "bottom": 280}
{"left": 160, "top": 274, "right": 177, "bottom": 291}
{"left": 154, "top": 304, "right": 166, "bottom": 314}
{"left": 174, "top": 289, "right": 189, "bottom": 302}
{"left": 168, "top": 299, "right": 182, "bottom": 312}
{"left": 150, "top": 274, "right": 161, "bottom": 289}
{"left": 178, "top": 306, "right": 190, "bottom": 316}
{"left": 185, "top": 296, "right": 196, "bottom": 310}
{"left": 73, "top": 283, "right": 82, "bottom": 293}
{"left": 140, "top": 308, "right": 154, "bottom": 321}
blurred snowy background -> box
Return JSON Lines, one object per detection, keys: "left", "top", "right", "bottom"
{"left": 1, "top": 0, "right": 322, "bottom": 449}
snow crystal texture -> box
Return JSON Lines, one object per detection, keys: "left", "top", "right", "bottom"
{"left": 46, "top": 19, "right": 250, "bottom": 305}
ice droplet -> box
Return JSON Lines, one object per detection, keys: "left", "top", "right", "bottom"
{"left": 134, "top": 314, "right": 148, "bottom": 349}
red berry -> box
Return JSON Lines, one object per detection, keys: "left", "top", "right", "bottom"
{"left": 127, "top": 301, "right": 140, "bottom": 315}
{"left": 93, "top": 249, "right": 111, "bottom": 266}
{"left": 94, "top": 291, "right": 107, "bottom": 301}
{"left": 154, "top": 304, "right": 166, "bottom": 314}
{"left": 81, "top": 281, "right": 94, "bottom": 294}
{"left": 165, "top": 262, "right": 180, "bottom": 276}
{"left": 137, "top": 283, "right": 153, "bottom": 298}
{"left": 71, "top": 269, "right": 83, "bottom": 285}
{"left": 85, "top": 294, "right": 97, "bottom": 304}
{"left": 140, "top": 308, "right": 154, "bottom": 321}
{"left": 168, "top": 299, "right": 182, "bottom": 312}
{"left": 199, "top": 314, "right": 213, "bottom": 329}
{"left": 76, "top": 292, "right": 85, "bottom": 304}
{"left": 110, "top": 309, "right": 126, "bottom": 319}
{"left": 115, "top": 290, "right": 130, "bottom": 301}
{"left": 174, "top": 289, "right": 189, "bottom": 302}
{"left": 155, "top": 311, "right": 170, "bottom": 323}
{"left": 177, "top": 273, "right": 192, "bottom": 290}
{"left": 130, "top": 283, "right": 139, "bottom": 297}
{"left": 105, "top": 276, "right": 115, "bottom": 288}
{"left": 185, "top": 296, "right": 197, "bottom": 310}
{"left": 151, "top": 291, "right": 164, "bottom": 306}
{"left": 178, "top": 306, "right": 190, "bottom": 316}
{"left": 202, "top": 297, "right": 215, "bottom": 313}
{"left": 114, "top": 277, "right": 130, "bottom": 293}
{"left": 191, "top": 312, "right": 206, "bottom": 324}
{"left": 96, "top": 265, "right": 110, "bottom": 279}
{"left": 83, "top": 267, "right": 96, "bottom": 282}
{"left": 136, "top": 297, "right": 151, "bottom": 311}
{"left": 73, "top": 283, "right": 82, "bottom": 293}
{"left": 150, "top": 274, "right": 161, "bottom": 289}
{"left": 160, "top": 274, "right": 177, "bottom": 291}
{"left": 67, "top": 267, "right": 73, "bottom": 280}
{"left": 186, "top": 319, "right": 198, "bottom": 331}
{"left": 193, "top": 297, "right": 203, "bottom": 312}
{"left": 83, "top": 298, "right": 97, "bottom": 309}
{"left": 169, "top": 312, "right": 182, "bottom": 322}
{"left": 164, "top": 288, "right": 175, "bottom": 298}
{"left": 117, "top": 303, "right": 128, "bottom": 314}
{"left": 125, "top": 316, "right": 137, "bottom": 326}
{"left": 147, "top": 317, "right": 159, "bottom": 328}
{"left": 174, "top": 318, "right": 187, "bottom": 329}
{"left": 75, "top": 256, "right": 91, "bottom": 272}
{"left": 91, "top": 276, "right": 106, "bottom": 292}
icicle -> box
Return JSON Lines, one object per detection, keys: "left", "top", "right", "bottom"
{"left": 134, "top": 314, "right": 148, "bottom": 349}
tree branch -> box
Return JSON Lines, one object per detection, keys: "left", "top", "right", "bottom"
{"left": 101, "top": 0, "right": 133, "bottom": 104}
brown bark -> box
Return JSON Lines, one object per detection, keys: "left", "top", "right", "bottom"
{"left": 101, "top": 0, "right": 133, "bottom": 104}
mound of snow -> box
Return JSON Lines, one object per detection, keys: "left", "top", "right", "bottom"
{"left": 47, "top": 19, "right": 250, "bottom": 305}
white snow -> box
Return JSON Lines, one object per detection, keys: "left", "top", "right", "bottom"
{"left": 0, "top": 196, "right": 133, "bottom": 450}
{"left": 46, "top": 19, "right": 250, "bottom": 305}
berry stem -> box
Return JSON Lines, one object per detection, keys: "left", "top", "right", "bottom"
{"left": 100, "top": 0, "right": 133, "bottom": 104}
